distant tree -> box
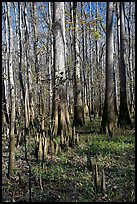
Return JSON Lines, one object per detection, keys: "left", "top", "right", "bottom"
{"left": 123, "top": 2, "right": 134, "bottom": 114}
{"left": 2, "top": 15, "right": 10, "bottom": 127}
{"left": 6, "top": 2, "right": 16, "bottom": 177}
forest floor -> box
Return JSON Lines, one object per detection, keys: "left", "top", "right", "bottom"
{"left": 2, "top": 117, "right": 135, "bottom": 202}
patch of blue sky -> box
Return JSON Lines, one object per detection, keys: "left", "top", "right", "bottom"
{"left": 83, "top": 2, "right": 106, "bottom": 20}
{"left": 37, "top": 2, "right": 49, "bottom": 34}
{"left": 9, "top": 2, "right": 17, "bottom": 30}
{"left": 37, "top": 2, "right": 48, "bottom": 12}
{"left": 83, "top": 2, "right": 90, "bottom": 14}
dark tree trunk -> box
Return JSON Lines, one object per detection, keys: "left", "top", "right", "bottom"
{"left": 117, "top": 2, "right": 132, "bottom": 129}
{"left": 100, "top": 2, "right": 116, "bottom": 136}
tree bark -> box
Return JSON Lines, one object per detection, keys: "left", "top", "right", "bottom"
{"left": 6, "top": 2, "right": 16, "bottom": 177}
{"left": 100, "top": 2, "right": 116, "bottom": 136}
{"left": 117, "top": 2, "right": 132, "bottom": 129}
{"left": 73, "top": 2, "right": 85, "bottom": 127}
{"left": 52, "top": 2, "right": 72, "bottom": 149}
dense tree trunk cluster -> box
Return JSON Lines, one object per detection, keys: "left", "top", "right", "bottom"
{"left": 2, "top": 2, "right": 135, "bottom": 176}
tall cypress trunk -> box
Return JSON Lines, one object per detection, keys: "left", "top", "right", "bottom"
{"left": 100, "top": 2, "right": 116, "bottom": 136}
{"left": 52, "top": 2, "right": 72, "bottom": 149}
{"left": 117, "top": 2, "right": 132, "bottom": 128}
{"left": 73, "top": 2, "right": 85, "bottom": 127}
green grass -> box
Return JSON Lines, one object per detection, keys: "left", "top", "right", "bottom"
{"left": 2, "top": 118, "right": 135, "bottom": 202}
{"left": 30, "top": 125, "right": 135, "bottom": 202}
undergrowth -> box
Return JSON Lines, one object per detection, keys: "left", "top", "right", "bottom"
{"left": 2, "top": 118, "right": 135, "bottom": 202}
